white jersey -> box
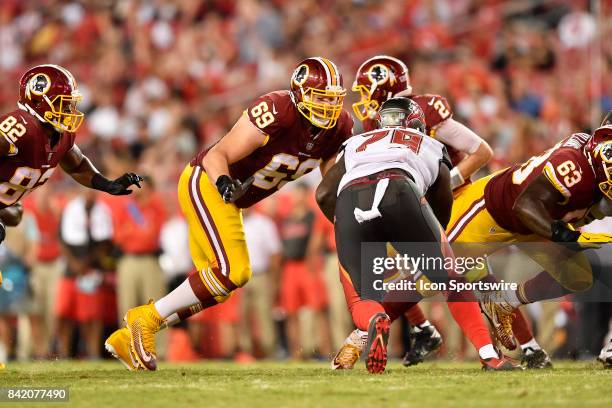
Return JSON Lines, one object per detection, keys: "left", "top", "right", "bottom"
{"left": 337, "top": 127, "right": 446, "bottom": 196}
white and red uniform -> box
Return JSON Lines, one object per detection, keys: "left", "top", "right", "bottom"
{"left": 338, "top": 127, "right": 447, "bottom": 196}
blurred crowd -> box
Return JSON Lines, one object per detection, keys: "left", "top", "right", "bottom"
{"left": 0, "top": 0, "right": 611, "bottom": 363}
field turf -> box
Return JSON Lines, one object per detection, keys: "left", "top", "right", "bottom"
{"left": 1, "top": 360, "right": 611, "bottom": 408}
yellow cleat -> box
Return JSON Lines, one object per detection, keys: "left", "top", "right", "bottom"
{"left": 479, "top": 292, "right": 517, "bottom": 350}
{"left": 124, "top": 300, "right": 164, "bottom": 371}
{"left": 0, "top": 270, "right": 3, "bottom": 287}
{"left": 330, "top": 329, "right": 368, "bottom": 370}
{"left": 105, "top": 327, "right": 142, "bottom": 371}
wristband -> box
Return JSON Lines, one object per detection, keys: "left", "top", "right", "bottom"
{"left": 91, "top": 173, "right": 113, "bottom": 192}
{"left": 450, "top": 167, "right": 465, "bottom": 190}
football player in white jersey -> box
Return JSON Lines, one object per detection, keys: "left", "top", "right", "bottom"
{"left": 317, "top": 97, "right": 518, "bottom": 373}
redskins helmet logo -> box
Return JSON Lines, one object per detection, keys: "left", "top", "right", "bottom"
{"left": 28, "top": 73, "right": 51, "bottom": 97}
{"left": 599, "top": 142, "right": 612, "bottom": 162}
{"left": 368, "top": 64, "right": 391, "bottom": 85}
{"left": 292, "top": 64, "right": 309, "bottom": 87}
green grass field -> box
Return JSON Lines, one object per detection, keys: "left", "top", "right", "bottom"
{"left": 1, "top": 360, "right": 611, "bottom": 408}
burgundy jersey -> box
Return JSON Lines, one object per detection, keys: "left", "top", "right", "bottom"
{"left": 0, "top": 109, "right": 75, "bottom": 209}
{"left": 192, "top": 91, "right": 353, "bottom": 208}
{"left": 485, "top": 133, "right": 599, "bottom": 234}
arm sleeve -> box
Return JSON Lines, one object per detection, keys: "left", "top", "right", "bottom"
{"left": 433, "top": 118, "right": 482, "bottom": 155}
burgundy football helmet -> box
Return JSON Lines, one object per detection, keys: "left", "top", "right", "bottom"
{"left": 18, "top": 64, "right": 84, "bottom": 133}
{"left": 290, "top": 57, "right": 346, "bottom": 129}
{"left": 592, "top": 110, "right": 612, "bottom": 143}
{"left": 588, "top": 140, "right": 612, "bottom": 200}
{"left": 352, "top": 55, "right": 411, "bottom": 122}
{"left": 378, "top": 97, "right": 426, "bottom": 133}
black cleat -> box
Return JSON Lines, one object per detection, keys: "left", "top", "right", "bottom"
{"left": 402, "top": 325, "right": 443, "bottom": 367}
{"left": 521, "top": 348, "right": 553, "bottom": 369}
{"left": 597, "top": 341, "right": 612, "bottom": 369}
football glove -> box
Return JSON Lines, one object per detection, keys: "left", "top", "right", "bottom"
{"left": 92, "top": 173, "right": 143, "bottom": 195}
{"left": 551, "top": 220, "right": 610, "bottom": 250}
{"left": 577, "top": 232, "right": 612, "bottom": 245}
{"left": 0, "top": 220, "right": 5, "bottom": 244}
{"left": 216, "top": 175, "right": 254, "bottom": 203}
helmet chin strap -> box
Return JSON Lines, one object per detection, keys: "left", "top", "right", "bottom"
{"left": 17, "top": 101, "right": 45, "bottom": 123}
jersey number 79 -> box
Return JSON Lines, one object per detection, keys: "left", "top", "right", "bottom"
{"left": 356, "top": 128, "right": 423, "bottom": 153}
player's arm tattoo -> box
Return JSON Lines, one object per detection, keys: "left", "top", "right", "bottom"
{"left": 316, "top": 156, "right": 346, "bottom": 222}
{"left": 425, "top": 164, "right": 453, "bottom": 228}
{"left": 513, "top": 173, "right": 566, "bottom": 240}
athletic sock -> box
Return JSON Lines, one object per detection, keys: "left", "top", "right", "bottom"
{"left": 520, "top": 338, "right": 542, "bottom": 354}
{"left": 512, "top": 309, "right": 535, "bottom": 344}
{"left": 479, "top": 344, "right": 499, "bottom": 360}
{"left": 161, "top": 303, "right": 206, "bottom": 329}
{"left": 521, "top": 271, "right": 573, "bottom": 303}
{"left": 447, "top": 301, "right": 493, "bottom": 351}
{"left": 350, "top": 300, "right": 386, "bottom": 331}
{"left": 413, "top": 320, "right": 432, "bottom": 332}
{"left": 383, "top": 301, "right": 418, "bottom": 322}
{"left": 154, "top": 279, "right": 201, "bottom": 319}
{"left": 405, "top": 305, "right": 427, "bottom": 326}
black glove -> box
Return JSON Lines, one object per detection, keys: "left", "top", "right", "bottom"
{"left": 215, "top": 175, "right": 254, "bottom": 203}
{"left": 92, "top": 173, "right": 143, "bottom": 195}
{"left": 551, "top": 220, "right": 580, "bottom": 243}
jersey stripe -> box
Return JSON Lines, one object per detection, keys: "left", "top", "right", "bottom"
{"left": 543, "top": 162, "right": 571, "bottom": 200}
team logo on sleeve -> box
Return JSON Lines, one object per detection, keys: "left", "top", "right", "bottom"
{"left": 28, "top": 73, "right": 51, "bottom": 97}
{"left": 368, "top": 64, "right": 391, "bottom": 86}
{"left": 292, "top": 64, "right": 309, "bottom": 87}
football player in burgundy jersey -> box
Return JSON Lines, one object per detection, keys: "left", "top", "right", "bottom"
{"left": 352, "top": 55, "right": 493, "bottom": 191}
{"left": 0, "top": 65, "right": 142, "bottom": 288}
{"left": 448, "top": 121, "right": 611, "bottom": 367}
{"left": 331, "top": 56, "right": 521, "bottom": 370}
{"left": 107, "top": 57, "right": 353, "bottom": 371}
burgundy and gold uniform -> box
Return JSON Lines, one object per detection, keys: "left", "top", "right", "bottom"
{"left": 177, "top": 57, "right": 351, "bottom": 306}
{"left": 353, "top": 56, "right": 463, "bottom": 167}
{"left": 0, "top": 109, "right": 75, "bottom": 208}
{"left": 192, "top": 91, "right": 353, "bottom": 208}
{"left": 447, "top": 133, "right": 599, "bottom": 243}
